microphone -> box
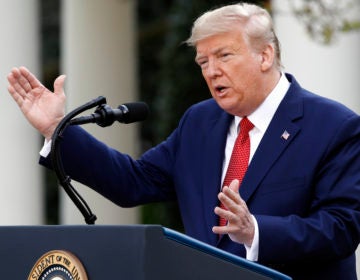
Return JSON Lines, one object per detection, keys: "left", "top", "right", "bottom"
{"left": 70, "top": 102, "right": 149, "bottom": 127}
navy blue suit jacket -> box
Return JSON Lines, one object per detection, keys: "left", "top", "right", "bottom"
{"left": 41, "top": 74, "right": 360, "bottom": 279}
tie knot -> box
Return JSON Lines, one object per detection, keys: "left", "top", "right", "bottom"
{"left": 240, "top": 117, "right": 254, "bottom": 135}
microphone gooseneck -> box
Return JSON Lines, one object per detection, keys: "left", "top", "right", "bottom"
{"left": 70, "top": 102, "right": 149, "bottom": 127}
{"left": 51, "top": 96, "right": 149, "bottom": 225}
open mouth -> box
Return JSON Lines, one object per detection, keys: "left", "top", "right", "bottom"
{"left": 215, "top": 85, "right": 228, "bottom": 95}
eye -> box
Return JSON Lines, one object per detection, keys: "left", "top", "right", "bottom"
{"left": 197, "top": 59, "right": 208, "bottom": 69}
{"left": 220, "top": 52, "right": 232, "bottom": 60}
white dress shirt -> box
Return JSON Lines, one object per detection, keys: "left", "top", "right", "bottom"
{"left": 221, "top": 73, "right": 290, "bottom": 261}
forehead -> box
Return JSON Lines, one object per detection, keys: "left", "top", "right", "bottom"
{"left": 195, "top": 30, "right": 246, "bottom": 55}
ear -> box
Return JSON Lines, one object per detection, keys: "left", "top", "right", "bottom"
{"left": 260, "top": 44, "right": 275, "bottom": 72}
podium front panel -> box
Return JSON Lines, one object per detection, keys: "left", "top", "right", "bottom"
{"left": 0, "top": 225, "right": 291, "bottom": 279}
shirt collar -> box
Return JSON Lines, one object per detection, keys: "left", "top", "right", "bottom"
{"left": 235, "top": 72, "right": 290, "bottom": 133}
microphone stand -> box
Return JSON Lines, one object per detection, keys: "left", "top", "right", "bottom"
{"left": 50, "top": 96, "right": 107, "bottom": 225}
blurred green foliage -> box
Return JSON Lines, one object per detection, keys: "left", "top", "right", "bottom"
{"left": 40, "top": 0, "right": 61, "bottom": 224}
{"left": 290, "top": 0, "right": 360, "bottom": 44}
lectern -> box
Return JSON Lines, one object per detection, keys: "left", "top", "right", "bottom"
{"left": 0, "top": 225, "right": 291, "bottom": 279}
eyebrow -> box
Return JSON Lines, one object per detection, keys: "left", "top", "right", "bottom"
{"left": 195, "top": 47, "right": 229, "bottom": 63}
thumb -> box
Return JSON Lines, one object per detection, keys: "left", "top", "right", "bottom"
{"left": 53, "top": 74, "right": 66, "bottom": 95}
{"left": 229, "top": 179, "right": 240, "bottom": 193}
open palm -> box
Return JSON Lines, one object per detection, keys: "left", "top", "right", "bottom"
{"left": 7, "top": 66, "right": 66, "bottom": 139}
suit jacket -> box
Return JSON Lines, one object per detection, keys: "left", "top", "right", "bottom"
{"left": 41, "top": 74, "right": 360, "bottom": 280}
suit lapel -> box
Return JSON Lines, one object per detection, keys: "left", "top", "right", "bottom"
{"left": 241, "top": 79, "right": 304, "bottom": 202}
{"left": 199, "top": 74, "right": 304, "bottom": 244}
{"left": 201, "top": 112, "right": 232, "bottom": 245}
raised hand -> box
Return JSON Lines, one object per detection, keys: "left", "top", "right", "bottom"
{"left": 7, "top": 66, "right": 66, "bottom": 140}
{"left": 213, "top": 179, "right": 255, "bottom": 247}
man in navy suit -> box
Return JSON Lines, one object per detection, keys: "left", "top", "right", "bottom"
{"left": 7, "top": 3, "right": 360, "bottom": 279}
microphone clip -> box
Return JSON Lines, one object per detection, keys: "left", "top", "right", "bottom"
{"left": 93, "top": 104, "right": 128, "bottom": 127}
{"left": 93, "top": 104, "right": 117, "bottom": 127}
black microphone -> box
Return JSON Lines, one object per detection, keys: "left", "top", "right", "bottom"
{"left": 70, "top": 102, "right": 149, "bottom": 127}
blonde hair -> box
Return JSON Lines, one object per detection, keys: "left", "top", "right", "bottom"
{"left": 186, "top": 3, "right": 282, "bottom": 70}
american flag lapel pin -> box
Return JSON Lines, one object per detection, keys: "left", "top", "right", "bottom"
{"left": 281, "top": 130, "right": 290, "bottom": 140}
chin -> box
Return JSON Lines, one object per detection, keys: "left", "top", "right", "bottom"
{"left": 218, "top": 104, "right": 238, "bottom": 116}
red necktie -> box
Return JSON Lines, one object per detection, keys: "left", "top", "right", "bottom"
{"left": 219, "top": 117, "right": 254, "bottom": 226}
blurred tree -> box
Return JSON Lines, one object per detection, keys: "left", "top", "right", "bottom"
{"left": 290, "top": 0, "right": 360, "bottom": 44}
{"left": 40, "top": 0, "right": 61, "bottom": 224}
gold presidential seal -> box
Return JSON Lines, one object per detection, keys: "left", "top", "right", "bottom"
{"left": 28, "top": 250, "right": 88, "bottom": 280}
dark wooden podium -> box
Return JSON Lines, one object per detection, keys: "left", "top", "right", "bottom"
{"left": 0, "top": 225, "right": 291, "bottom": 279}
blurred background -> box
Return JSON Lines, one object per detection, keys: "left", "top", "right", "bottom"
{"left": 0, "top": 0, "right": 359, "bottom": 272}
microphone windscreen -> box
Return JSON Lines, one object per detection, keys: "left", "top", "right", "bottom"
{"left": 120, "top": 102, "right": 149, "bottom": 123}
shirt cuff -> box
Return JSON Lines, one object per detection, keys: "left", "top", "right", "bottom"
{"left": 244, "top": 215, "right": 259, "bottom": 261}
{"left": 39, "top": 138, "right": 52, "bottom": 157}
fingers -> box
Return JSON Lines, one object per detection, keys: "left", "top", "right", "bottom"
{"left": 53, "top": 75, "right": 66, "bottom": 96}
{"left": 213, "top": 179, "right": 250, "bottom": 234}
{"left": 219, "top": 185, "right": 243, "bottom": 208}
{"left": 7, "top": 84, "right": 24, "bottom": 107}
{"left": 7, "top": 67, "right": 41, "bottom": 99}
{"left": 228, "top": 178, "right": 240, "bottom": 192}
{"left": 213, "top": 186, "right": 255, "bottom": 245}
{"left": 214, "top": 180, "right": 244, "bottom": 226}
{"left": 7, "top": 68, "right": 24, "bottom": 96}
{"left": 17, "top": 67, "right": 34, "bottom": 93}
{"left": 215, "top": 190, "right": 247, "bottom": 226}
{"left": 214, "top": 204, "right": 231, "bottom": 223}
{"left": 219, "top": 179, "right": 241, "bottom": 205}
{"left": 19, "top": 66, "right": 42, "bottom": 89}
{"left": 7, "top": 71, "right": 26, "bottom": 106}
{"left": 7, "top": 66, "right": 66, "bottom": 99}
